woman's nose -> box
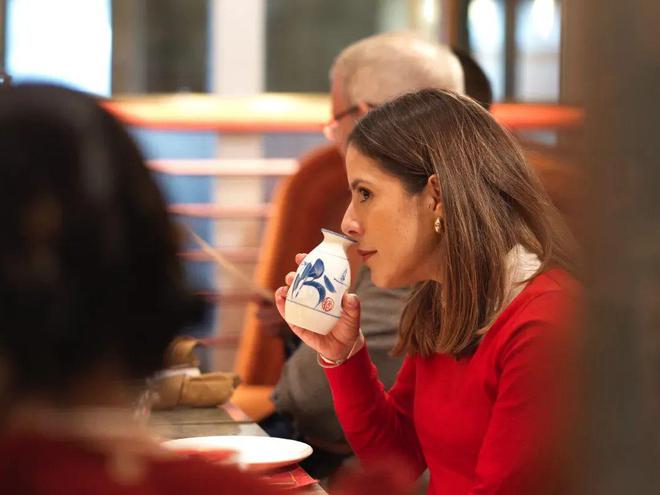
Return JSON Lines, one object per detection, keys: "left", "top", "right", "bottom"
{"left": 341, "top": 202, "right": 362, "bottom": 238}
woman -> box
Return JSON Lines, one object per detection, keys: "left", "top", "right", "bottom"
{"left": 275, "top": 89, "right": 581, "bottom": 494}
{"left": 0, "top": 83, "right": 284, "bottom": 494}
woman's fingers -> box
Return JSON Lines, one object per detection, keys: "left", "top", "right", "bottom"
{"left": 274, "top": 286, "right": 324, "bottom": 347}
{"left": 284, "top": 271, "right": 296, "bottom": 285}
{"left": 295, "top": 253, "right": 307, "bottom": 265}
{"left": 275, "top": 263, "right": 363, "bottom": 360}
{"left": 288, "top": 324, "right": 325, "bottom": 349}
{"left": 274, "top": 286, "right": 288, "bottom": 318}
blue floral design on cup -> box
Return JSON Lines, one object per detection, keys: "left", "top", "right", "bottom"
{"left": 292, "top": 258, "right": 337, "bottom": 307}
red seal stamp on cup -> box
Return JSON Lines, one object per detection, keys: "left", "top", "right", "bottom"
{"left": 321, "top": 297, "right": 334, "bottom": 312}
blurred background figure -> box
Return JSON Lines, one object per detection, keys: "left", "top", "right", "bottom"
{"left": 0, "top": 83, "right": 274, "bottom": 494}
{"left": 450, "top": 47, "right": 492, "bottom": 110}
{"left": 323, "top": 31, "right": 463, "bottom": 155}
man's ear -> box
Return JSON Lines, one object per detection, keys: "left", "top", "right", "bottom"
{"left": 427, "top": 174, "right": 443, "bottom": 217}
{"left": 356, "top": 101, "right": 371, "bottom": 116}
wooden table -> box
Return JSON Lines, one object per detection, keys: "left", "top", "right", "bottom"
{"left": 149, "top": 402, "right": 263, "bottom": 439}
{"left": 149, "top": 403, "right": 327, "bottom": 494}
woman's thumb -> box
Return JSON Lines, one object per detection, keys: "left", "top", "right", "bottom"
{"left": 341, "top": 293, "right": 360, "bottom": 323}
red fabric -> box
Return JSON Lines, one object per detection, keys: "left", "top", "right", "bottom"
{"left": 0, "top": 433, "right": 415, "bottom": 494}
{"left": 325, "top": 269, "right": 581, "bottom": 495}
{"left": 260, "top": 465, "right": 318, "bottom": 490}
{"left": 0, "top": 433, "right": 281, "bottom": 495}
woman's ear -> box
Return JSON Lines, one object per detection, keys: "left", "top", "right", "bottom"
{"left": 426, "top": 174, "right": 444, "bottom": 217}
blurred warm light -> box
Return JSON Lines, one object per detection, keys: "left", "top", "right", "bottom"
{"left": 104, "top": 93, "right": 582, "bottom": 133}
{"left": 104, "top": 93, "right": 331, "bottom": 132}
{"left": 531, "top": 0, "right": 556, "bottom": 40}
{"left": 468, "top": 0, "right": 503, "bottom": 48}
{"left": 422, "top": 0, "right": 437, "bottom": 24}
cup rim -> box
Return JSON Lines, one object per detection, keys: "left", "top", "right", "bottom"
{"left": 321, "top": 228, "right": 356, "bottom": 243}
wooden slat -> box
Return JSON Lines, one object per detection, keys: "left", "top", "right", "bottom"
{"left": 184, "top": 226, "right": 273, "bottom": 302}
{"left": 148, "top": 158, "right": 299, "bottom": 177}
{"left": 169, "top": 203, "right": 272, "bottom": 219}
{"left": 103, "top": 92, "right": 329, "bottom": 132}
{"left": 104, "top": 93, "right": 582, "bottom": 132}
{"left": 197, "top": 290, "right": 261, "bottom": 304}
{"left": 492, "top": 103, "right": 583, "bottom": 130}
{"left": 179, "top": 247, "right": 260, "bottom": 264}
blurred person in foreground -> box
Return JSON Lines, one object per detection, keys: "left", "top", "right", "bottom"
{"left": 275, "top": 89, "right": 582, "bottom": 495}
{"left": 0, "top": 83, "right": 417, "bottom": 495}
{"left": 261, "top": 32, "right": 468, "bottom": 477}
{"left": 0, "top": 83, "right": 304, "bottom": 494}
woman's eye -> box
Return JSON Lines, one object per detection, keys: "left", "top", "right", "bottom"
{"left": 357, "top": 187, "right": 371, "bottom": 202}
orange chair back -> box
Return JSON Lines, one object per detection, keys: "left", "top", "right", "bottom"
{"left": 234, "top": 145, "right": 349, "bottom": 385}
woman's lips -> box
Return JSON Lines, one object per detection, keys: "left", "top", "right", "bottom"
{"left": 357, "top": 249, "right": 377, "bottom": 262}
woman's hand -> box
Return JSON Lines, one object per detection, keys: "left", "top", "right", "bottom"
{"left": 274, "top": 253, "right": 363, "bottom": 362}
{"left": 252, "top": 295, "right": 290, "bottom": 339}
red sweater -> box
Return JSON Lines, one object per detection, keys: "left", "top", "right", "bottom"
{"left": 325, "top": 269, "right": 580, "bottom": 495}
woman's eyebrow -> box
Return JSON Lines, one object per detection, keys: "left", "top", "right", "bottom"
{"left": 350, "top": 179, "right": 374, "bottom": 190}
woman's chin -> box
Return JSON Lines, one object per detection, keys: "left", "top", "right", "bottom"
{"left": 369, "top": 270, "right": 388, "bottom": 288}
{"left": 371, "top": 271, "right": 405, "bottom": 289}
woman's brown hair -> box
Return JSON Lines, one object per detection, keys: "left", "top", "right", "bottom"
{"left": 348, "top": 89, "right": 576, "bottom": 357}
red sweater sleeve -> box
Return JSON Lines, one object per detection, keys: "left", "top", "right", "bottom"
{"left": 324, "top": 346, "right": 427, "bottom": 481}
{"left": 469, "top": 291, "right": 579, "bottom": 494}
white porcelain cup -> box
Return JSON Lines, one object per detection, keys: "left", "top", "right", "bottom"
{"left": 284, "top": 229, "right": 355, "bottom": 334}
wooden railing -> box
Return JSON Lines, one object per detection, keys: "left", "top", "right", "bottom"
{"left": 105, "top": 93, "right": 583, "bottom": 132}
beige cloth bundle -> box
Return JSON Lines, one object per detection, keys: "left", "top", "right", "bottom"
{"left": 151, "top": 336, "right": 240, "bottom": 410}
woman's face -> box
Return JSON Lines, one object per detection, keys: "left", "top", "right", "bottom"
{"left": 341, "top": 145, "right": 444, "bottom": 288}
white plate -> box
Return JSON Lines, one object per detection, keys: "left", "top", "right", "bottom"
{"left": 163, "top": 435, "right": 313, "bottom": 472}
